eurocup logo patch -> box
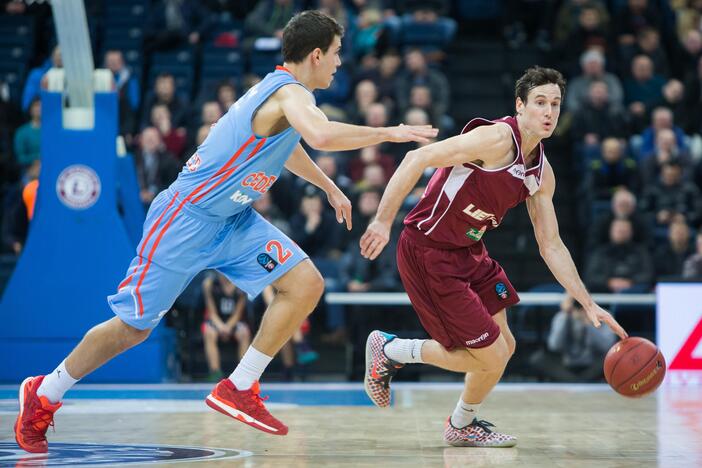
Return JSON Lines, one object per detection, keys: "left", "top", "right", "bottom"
{"left": 56, "top": 164, "right": 101, "bottom": 210}
{"left": 495, "top": 282, "right": 509, "bottom": 300}
{"left": 0, "top": 442, "right": 251, "bottom": 466}
{"left": 257, "top": 253, "right": 278, "bottom": 272}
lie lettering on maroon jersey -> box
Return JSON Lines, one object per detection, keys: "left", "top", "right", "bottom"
{"left": 404, "top": 116, "right": 546, "bottom": 248}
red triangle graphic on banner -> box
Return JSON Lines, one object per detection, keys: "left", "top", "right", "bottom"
{"left": 669, "top": 315, "right": 702, "bottom": 370}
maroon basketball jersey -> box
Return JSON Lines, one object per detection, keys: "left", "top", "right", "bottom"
{"left": 404, "top": 116, "right": 546, "bottom": 248}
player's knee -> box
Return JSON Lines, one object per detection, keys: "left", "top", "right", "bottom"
{"left": 505, "top": 333, "right": 516, "bottom": 357}
{"left": 476, "top": 338, "right": 511, "bottom": 372}
{"left": 115, "top": 318, "right": 151, "bottom": 348}
{"left": 293, "top": 264, "right": 325, "bottom": 303}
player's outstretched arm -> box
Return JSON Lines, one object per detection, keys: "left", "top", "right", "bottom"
{"left": 285, "top": 144, "right": 352, "bottom": 230}
{"left": 360, "top": 124, "right": 512, "bottom": 260}
{"left": 526, "top": 161, "right": 628, "bottom": 339}
{"left": 277, "top": 85, "right": 438, "bottom": 151}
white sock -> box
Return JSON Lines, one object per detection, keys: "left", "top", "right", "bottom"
{"left": 229, "top": 346, "right": 273, "bottom": 390}
{"left": 450, "top": 400, "right": 481, "bottom": 428}
{"left": 383, "top": 338, "right": 425, "bottom": 364}
{"left": 37, "top": 360, "right": 79, "bottom": 403}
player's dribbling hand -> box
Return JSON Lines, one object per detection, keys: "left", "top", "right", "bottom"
{"left": 360, "top": 220, "right": 391, "bottom": 260}
{"left": 387, "top": 124, "right": 438, "bottom": 144}
{"left": 585, "top": 303, "right": 628, "bottom": 340}
{"left": 326, "top": 186, "right": 352, "bottom": 230}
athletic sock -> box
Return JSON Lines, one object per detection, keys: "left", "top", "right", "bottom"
{"left": 37, "top": 360, "right": 79, "bottom": 403}
{"left": 450, "top": 400, "right": 481, "bottom": 429}
{"left": 229, "top": 346, "right": 273, "bottom": 390}
{"left": 383, "top": 338, "right": 425, "bottom": 364}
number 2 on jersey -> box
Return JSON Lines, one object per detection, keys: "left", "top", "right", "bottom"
{"left": 266, "top": 240, "right": 292, "bottom": 264}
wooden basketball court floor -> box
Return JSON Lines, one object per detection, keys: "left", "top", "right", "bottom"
{"left": 0, "top": 382, "right": 700, "bottom": 467}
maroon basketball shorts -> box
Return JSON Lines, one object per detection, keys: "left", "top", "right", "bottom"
{"left": 397, "top": 228, "right": 520, "bottom": 350}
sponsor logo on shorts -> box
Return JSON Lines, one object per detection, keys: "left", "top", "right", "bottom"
{"left": 186, "top": 153, "right": 202, "bottom": 172}
{"left": 495, "top": 282, "right": 509, "bottom": 300}
{"left": 257, "top": 253, "right": 278, "bottom": 272}
{"left": 466, "top": 225, "right": 486, "bottom": 241}
{"left": 230, "top": 190, "right": 253, "bottom": 205}
{"left": 242, "top": 171, "right": 277, "bottom": 194}
{"left": 466, "top": 332, "right": 490, "bottom": 346}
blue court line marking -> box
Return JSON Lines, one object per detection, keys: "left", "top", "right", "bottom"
{"left": 0, "top": 388, "right": 376, "bottom": 406}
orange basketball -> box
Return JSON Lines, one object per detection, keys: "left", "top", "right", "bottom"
{"left": 603, "top": 337, "right": 666, "bottom": 397}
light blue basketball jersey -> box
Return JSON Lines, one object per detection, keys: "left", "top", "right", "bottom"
{"left": 171, "top": 66, "right": 310, "bottom": 218}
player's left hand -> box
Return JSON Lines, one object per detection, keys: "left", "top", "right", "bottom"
{"left": 585, "top": 303, "right": 628, "bottom": 340}
{"left": 326, "top": 186, "right": 352, "bottom": 230}
{"left": 360, "top": 219, "right": 391, "bottom": 260}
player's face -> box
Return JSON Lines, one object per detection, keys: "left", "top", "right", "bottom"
{"left": 518, "top": 83, "right": 562, "bottom": 138}
{"left": 317, "top": 35, "right": 342, "bottom": 89}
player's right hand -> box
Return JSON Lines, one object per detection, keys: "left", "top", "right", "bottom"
{"left": 360, "top": 220, "right": 391, "bottom": 260}
{"left": 386, "top": 124, "right": 438, "bottom": 144}
{"left": 585, "top": 303, "right": 628, "bottom": 340}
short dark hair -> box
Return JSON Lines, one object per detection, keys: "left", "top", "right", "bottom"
{"left": 282, "top": 10, "right": 344, "bottom": 63}
{"left": 515, "top": 66, "right": 566, "bottom": 103}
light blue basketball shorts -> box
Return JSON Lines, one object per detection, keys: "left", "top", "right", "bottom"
{"left": 108, "top": 189, "right": 308, "bottom": 330}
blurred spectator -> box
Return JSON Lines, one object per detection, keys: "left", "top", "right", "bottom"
{"left": 21, "top": 46, "right": 61, "bottom": 113}
{"left": 201, "top": 101, "right": 223, "bottom": 128}
{"left": 553, "top": 0, "right": 610, "bottom": 43}
{"left": 396, "top": 48, "right": 449, "bottom": 124}
{"left": 244, "top": 0, "right": 299, "bottom": 45}
{"left": 612, "top": 0, "right": 669, "bottom": 48}
{"left": 348, "top": 188, "right": 381, "bottom": 242}
{"left": 586, "top": 137, "right": 639, "bottom": 200}
{"left": 201, "top": 272, "right": 251, "bottom": 382}
{"left": 624, "top": 55, "right": 666, "bottom": 129}
{"left": 501, "top": 0, "right": 557, "bottom": 50}
{"left": 315, "top": 152, "right": 353, "bottom": 193}
{"left": 639, "top": 107, "right": 688, "bottom": 159}
{"left": 588, "top": 188, "right": 650, "bottom": 248}
{"left": 216, "top": 82, "right": 237, "bottom": 113}
{"left": 640, "top": 128, "right": 692, "bottom": 185}
{"left": 142, "top": 73, "right": 188, "bottom": 128}
{"left": 13, "top": 99, "right": 41, "bottom": 169}
{"left": 347, "top": 79, "right": 379, "bottom": 124}
{"left": 349, "top": 145, "right": 395, "bottom": 183}
{"left": 352, "top": 7, "right": 389, "bottom": 57}
{"left": 134, "top": 127, "right": 181, "bottom": 206}
{"left": 0, "top": 160, "right": 39, "bottom": 255}
{"left": 144, "top": 0, "right": 211, "bottom": 52}
{"left": 364, "top": 102, "right": 389, "bottom": 128}
{"left": 556, "top": 4, "right": 610, "bottom": 75}
{"left": 150, "top": 104, "right": 187, "bottom": 160}
{"left": 653, "top": 219, "right": 693, "bottom": 279}
{"left": 682, "top": 55, "right": 702, "bottom": 133}
{"left": 640, "top": 161, "right": 702, "bottom": 228}
{"left": 566, "top": 49, "right": 624, "bottom": 113}
{"left": 340, "top": 222, "right": 401, "bottom": 294}
{"left": 682, "top": 231, "right": 702, "bottom": 279}
{"left": 572, "top": 81, "right": 629, "bottom": 147}
{"left": 104, "top": 50, "right": 140, "bottom": 111}
{"left": 674, "top": 29, "right": 702, "bottom": 80}
{"left": 659, "top": 79, "right": 687, "bottom": 128}
{"left": 675, "top": 0, "right": 702, "bottom": 42}
{"left": 354, "top": 163, "right": 387, "bottom": 191}
{"left": 620, "top": 27, "right": 670, "bottom": 78}
{"left": 529, "top": 295, "right": 616, "bottom": 382}
{"left": 585, "top": 218, "right": 654, "bottom": 293}
{"left": 289, "top": 185, "right": 342, "bottom": 258}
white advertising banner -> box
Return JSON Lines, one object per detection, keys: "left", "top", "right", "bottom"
{"left": 657, "top": 283, "right": 702, "bottom": 385}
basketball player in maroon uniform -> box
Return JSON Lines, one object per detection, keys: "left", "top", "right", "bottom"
{"left": 360, "top": 66, "right": 628, "bottom": 447}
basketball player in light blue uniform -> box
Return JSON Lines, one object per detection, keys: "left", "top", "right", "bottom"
{"left": 15, "top": 10, "right": 438, "bottom": 452}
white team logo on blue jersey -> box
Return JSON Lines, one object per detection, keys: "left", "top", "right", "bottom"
{"left": 230, "top": 190, "right": 253, "bottom": 205}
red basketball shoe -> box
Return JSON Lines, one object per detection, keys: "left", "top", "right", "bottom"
{"left": 364, "top": 330, "right": 404, "bottom": 407}
{"left": 14, "top": 376, "right": 62, "bottom": 453}
{"left": 206, "top": 379, "right": 288, "bottom": 435}
{"left": 443, "top": 417, "right": 517, "bottom": 447}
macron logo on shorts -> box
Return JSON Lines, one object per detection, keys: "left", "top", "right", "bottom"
{"left": 465, "top": 332, "right": 489, "bottom": 346}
